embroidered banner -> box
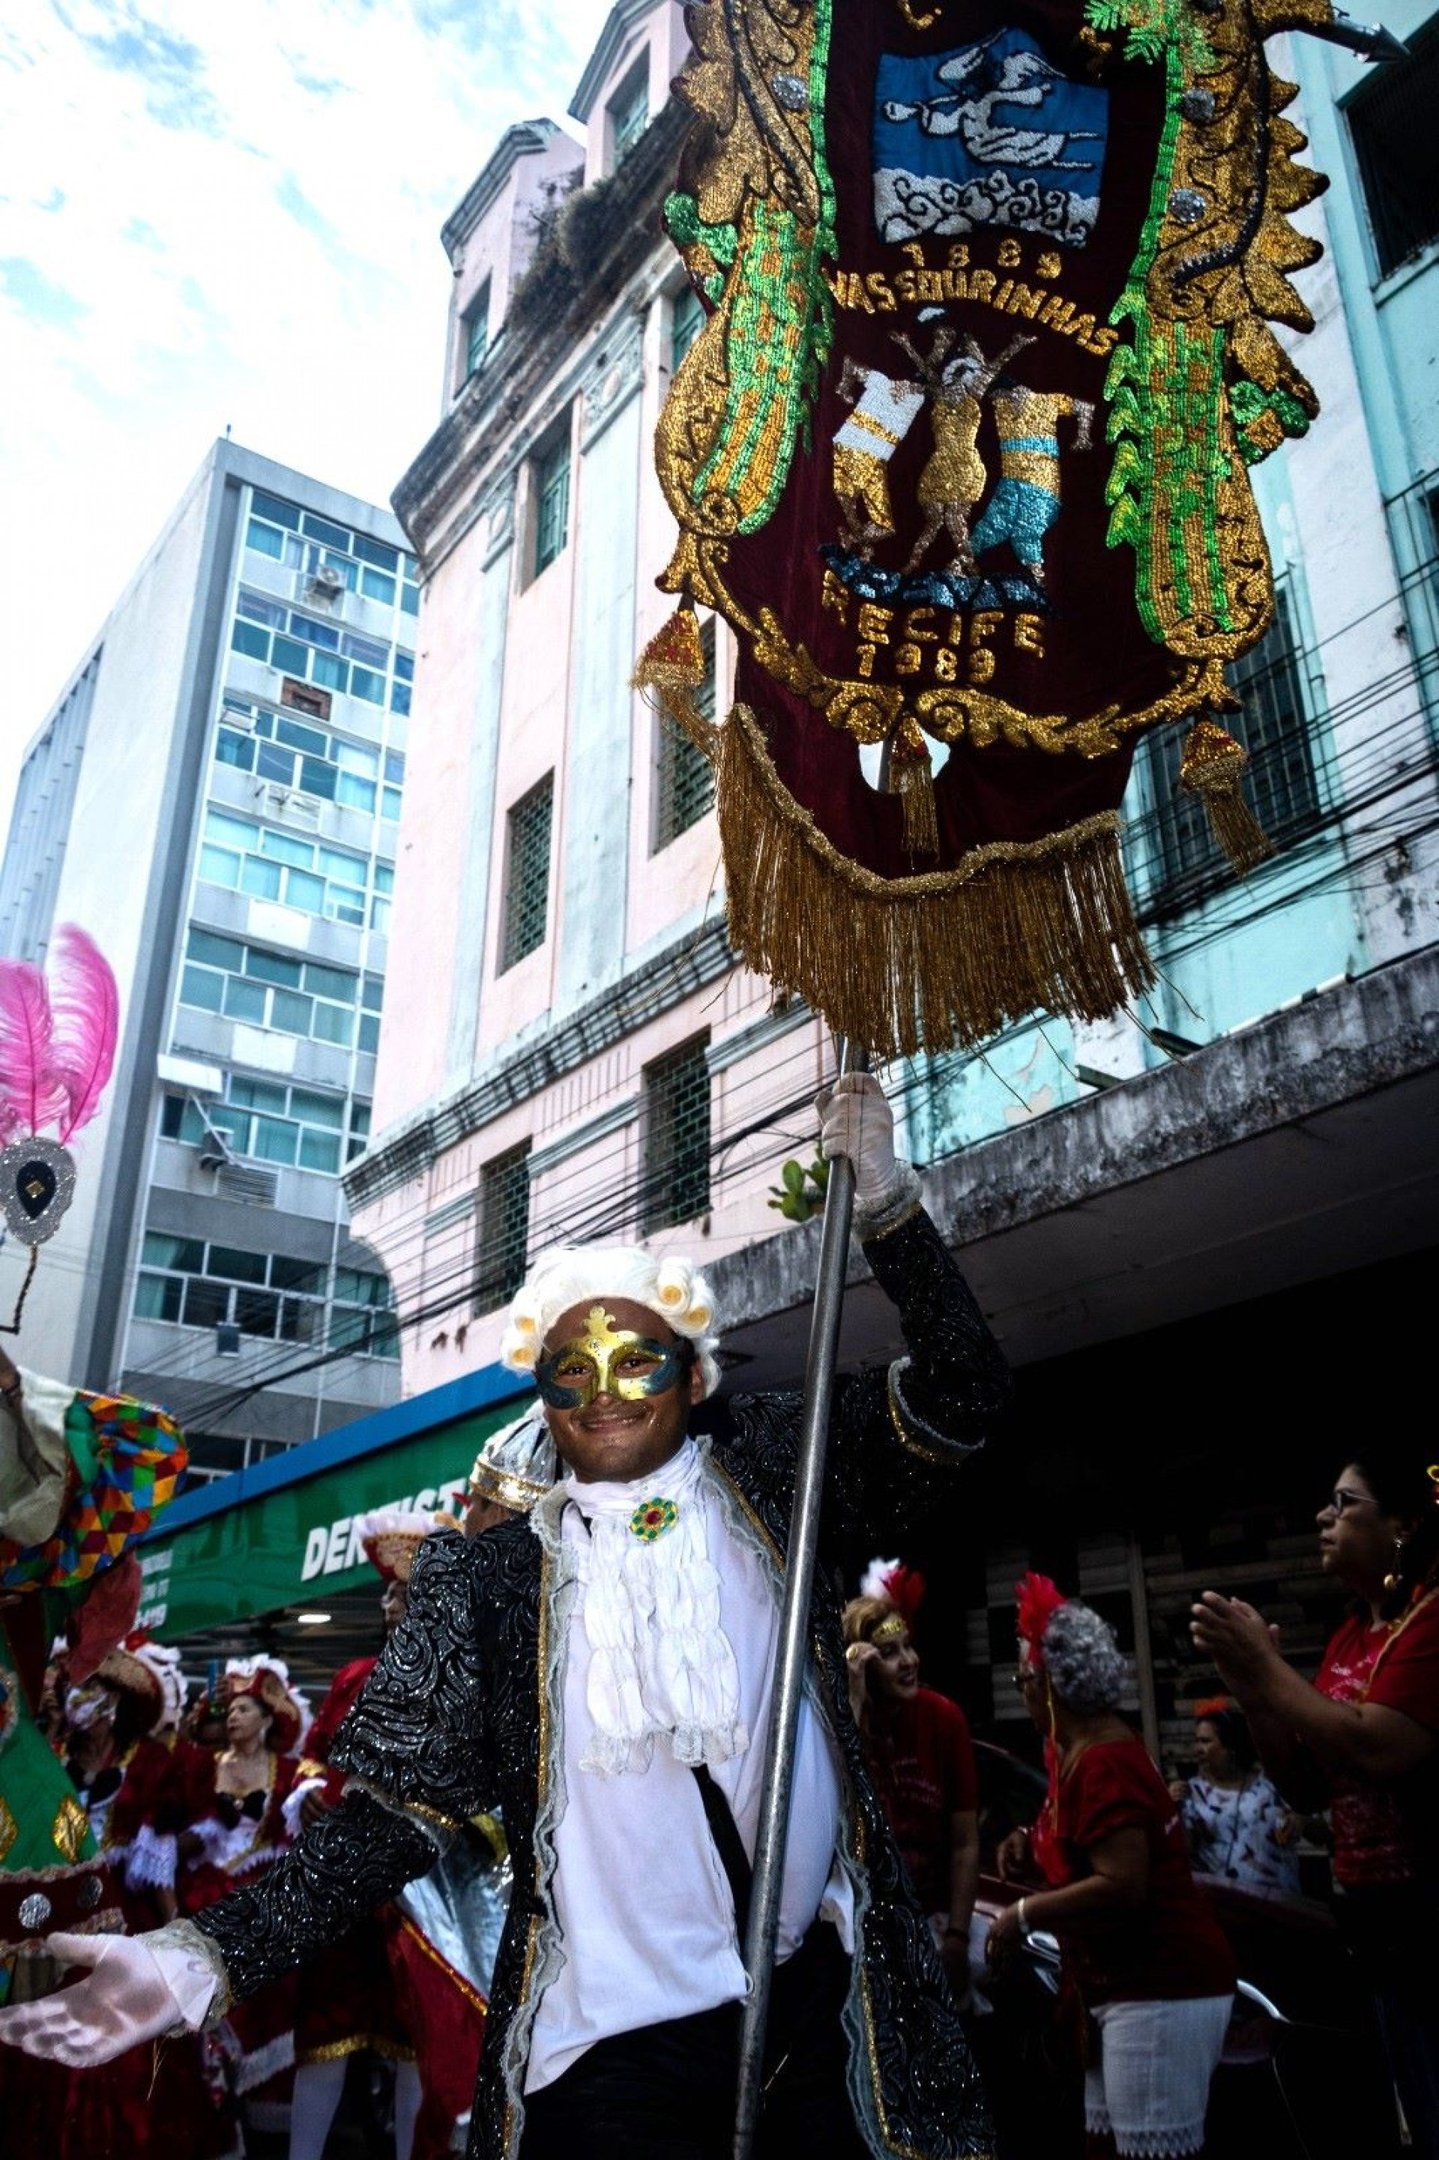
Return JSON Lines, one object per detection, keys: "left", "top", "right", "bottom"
{"left": 644, "top": 0, "right": 1334, "bottom": 1055}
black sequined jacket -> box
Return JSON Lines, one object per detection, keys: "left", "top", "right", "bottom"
{"left": 194, "top": 1207, "right": 1009, "bottom": 2159}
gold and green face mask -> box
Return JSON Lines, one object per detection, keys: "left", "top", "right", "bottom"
{"left": 535, "top": 1305, "right": 694, "bottom": 1410}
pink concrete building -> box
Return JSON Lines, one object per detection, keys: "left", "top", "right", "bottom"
{"left": 347, "top": 0, "right": 833, "bottom": 1400}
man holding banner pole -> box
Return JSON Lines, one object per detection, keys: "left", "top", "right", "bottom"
{"left": 0, "top": 1071, "right": 1005, "bottom": 2159}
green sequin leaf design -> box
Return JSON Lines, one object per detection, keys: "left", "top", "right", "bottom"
{"left": 688, "top": 0, "right": 838, "bottom": 536}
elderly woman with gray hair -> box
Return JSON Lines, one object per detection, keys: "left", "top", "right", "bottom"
{"left": 989, "top": 1576, "right": 1235, "bottom": 2160}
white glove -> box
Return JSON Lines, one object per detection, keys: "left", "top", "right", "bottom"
{"left": 817, "top": 1073, "right": 921, "bottom": 1233}
{"left": 0, "top": 1926, "right": 220, "bottom": 2066}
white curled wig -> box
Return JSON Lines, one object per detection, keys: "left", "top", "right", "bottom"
{"left": 1042, "top": 1601, "right": 1129, "bottom": 1715}
{"left": 501, "top": 1244, "right": 722, "bottom": 1399}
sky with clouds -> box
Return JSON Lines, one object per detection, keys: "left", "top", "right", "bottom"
{"left": 0, "top": 0, "right": 614, "bottom": 823}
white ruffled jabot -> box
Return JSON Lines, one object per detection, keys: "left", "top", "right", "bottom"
{"left": 563, "top": 1439, "right": 749, "bottom": 1778}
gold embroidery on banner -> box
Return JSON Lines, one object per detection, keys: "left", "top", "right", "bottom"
{"left": 754, "top": 610, "right": 1227, "bottom": 756}
{"left": 52, "top": 1794, "right": 88, "bottom": 1864}
{"left": 0, "top": 1797, "right": 16, "bottom": 1864}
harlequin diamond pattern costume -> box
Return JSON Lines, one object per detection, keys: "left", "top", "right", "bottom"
{"left": 0, "top": 1079, "right": 1009, "bottom": 2159}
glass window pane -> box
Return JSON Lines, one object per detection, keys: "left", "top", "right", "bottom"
{"left": 244, "top": 948, "right": 302, "bottom": 986}
{"left": 256, "top": 743, "right": 294, "bottom": 783}
{"left": 360, "top": 567, "right": 396, "bottom": 605}
{"left": 207, "top": 1244, "right": 267, "bottom": 1283}
{"left": 312, "top": 652, "right": 348, "bottom": 692}
{"left": 235, "top": 1287, "right": 280, "bottom": 1336}
{"left": 368, "top": 1312, "right": 401, "bottom": 1359}
{"left": 301, "top": 962, "right": 356, "bottom": 1001}
{"left": 246, "top": 518, "right": 285, "bottom": 559}
{"left": 253, "top": 489, "right": 300, "bottom": 530}
{"left": 239, "top": 857, "right": 282, "bottom": 901}
{"left": 290, "top": 1087, "right": 343, "bottom": 1126}
{"left": 336, "top": 772, "right": 377, "bottom": 812}
{"left": 216, "top": 728, "right": 255, "bottom": 771}
{"left": 280, "top": 1295, "right": 320, "bottom": 1341}
{"left": 238, "top": 591, "right": 287, "bottom": 627}
{"left": 226, "top": 1080, "right": 275, "bottom": 1114}
{"left": 392, "top": 652, "right": 414, "bottom": 683}
{"left": 302, "top": 511, "right": 351, "bottom": 548}
{"left": 230, "top": 621, "right": 271, "bottom": 663}
{"left": 276, "top": 717, "right": 327, "bottom": 755}
{"left": 253, "top": 711, "right": 275, "bottom": 737}
{"left": 333, "top": 740, "right": 378, "bottom": 775}
{"left": 188, "top": 928, "right": 244, "bottom": 967}
{"left": 341, "top": 631, "right": 389, "bottom": 667}
{"left": 271, "top": 634, "right": 309, "bottom": 676}
{"left": 142, "top": 1232, "right": 204, "bottom": 1271}
{"left": 207, "top": 809, "right": 257, "bottom": 847}
{"left": 180, "top": 963, "right": 224, "bottom": 1012}
{"left": 198, "top": 844, "right": 240, "bottom": 888}
{"left": 182, "top": 1277, "right": 230, "bottom": 1329}
{"left": 351, "top": 666, "right": 385, "bottom": 704}
{"left": 328, "top": 1308, "right": 369, "bottom": 1353}
{"left": 381, "top": 786, "right": 402, "bottom": 821}
{"left": 222, "top": 976, "right": 267, "bottom": 1022}
{"left": 401, "top": 584, "right": 419, "bottom": 616}
{"left": 134, "top": 1272, "right": 183, "bottom": 1322}
{"left": 298, "top": 1129, "right": 341, "bottom": 1173}
{"left": 310, "top": 1001, "right": 354, "bottom": 1047}
{"left": 284, "top": 869, "right": 326, "bottom": 914}
{"left": 289, "top": 614, "right": 341, "bottom": 652}
{"left": 358, "top": 1013, "right": 380, "bottom": 1054}
{"left": 259, "top": 829, "right": 313, "bottom": 868}
{"left": 160, "top": 1094, "right": 186, "bottom": 1140}
{"left": 361, "top": 975, "right": 384, "bottom": 1010}
{"left": 389, "top": 683, "right": 411, "bottom": 717}
{"left": 251, "top": 1117, "right": 298, "bottom": 1165}
{"left": 271, "top": 1255, "right": 324, "bottom": 1292}
{"left": 370, "top": 897, "right": 390, "bottom": 934}
{"left": 270, "top": 988, "right": 314, "bottom": 1033}
{"left": 317, "top": 847, "right": 364, "bottom": 885}
{"left": 353, "top": 534, "right": 399, "bottom": 572}
{"left": 300, "top": 756, "right": 337, "bottom": 800}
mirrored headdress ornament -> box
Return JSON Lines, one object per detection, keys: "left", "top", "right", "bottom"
{"left": 0, "top": 926, "right": 119, "bottom": 1331}
{"left": 467, "top": 1408, "right": 557, "bottom": 1516}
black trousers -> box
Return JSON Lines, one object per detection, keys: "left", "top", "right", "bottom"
{"left": 519, "top": 1925, "right": 871, "bottom": 2159}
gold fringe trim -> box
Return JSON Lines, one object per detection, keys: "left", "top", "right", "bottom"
{"left": 718, "top": 705, "right": 1155, "bottom": 1058}
{"left": 1178, "top": 717, "right": 1275, "bottom": 876}
{"left": 631, "top": 605, "right": 717, "bottom": 757}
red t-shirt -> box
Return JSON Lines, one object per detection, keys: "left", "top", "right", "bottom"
{"left": 865, "top": 1685, "right": 978, "bottom": 1915}
{"left": 1315, "top": 1593, "right": 1439, "bottom": 1888}
{"left": 1039, "top": 1735, "right": 1235, "bottom": 2006}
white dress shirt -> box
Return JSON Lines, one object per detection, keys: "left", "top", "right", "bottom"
{"left": 525, "top": 1453, "right": 853, "bottom": 2092}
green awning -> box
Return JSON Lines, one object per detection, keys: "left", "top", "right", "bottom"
{"left": 137, "top": 1400, "right": 518, "bottom": 1638}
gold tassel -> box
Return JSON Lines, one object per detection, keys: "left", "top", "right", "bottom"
{"left": 631, "top": 604, "right": 714, "bottom": 754}
{"left": 886, "top": 719, "right": 940, "bottom": 859}
{"left": 717, "top": 704, "right": 1154, "bottom": 1060}
{"left": 1178, "top": 717, "right": 1274, "bottom": 876}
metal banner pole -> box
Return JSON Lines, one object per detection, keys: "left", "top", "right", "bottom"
{"left": 733, "top": 1035, "right": 870, "bottom": 2159}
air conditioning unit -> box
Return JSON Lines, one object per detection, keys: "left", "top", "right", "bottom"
{"left": 197, "top": 1140, "right": 232, "bottom": 1172}
{"left": 304, "top": 564, "right": 345, "bottom": 604}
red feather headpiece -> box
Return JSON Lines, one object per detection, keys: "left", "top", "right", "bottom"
{"left": 1015, "top": 1571, "right": 1068, "bottom": 1664}
{"left": 860, "top": 1555, "right": 926, "bottom": 1626}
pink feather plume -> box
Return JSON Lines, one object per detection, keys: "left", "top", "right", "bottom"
{"left": 48, "top": 924, "right": 119, "bottom": 1143}
{"left": 0, "top": 960, "right": 64, "bottom": 1140}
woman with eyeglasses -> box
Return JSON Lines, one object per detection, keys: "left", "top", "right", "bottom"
{"left": 1192, "top": 1450, "right": 1439, "bottom": 2156}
